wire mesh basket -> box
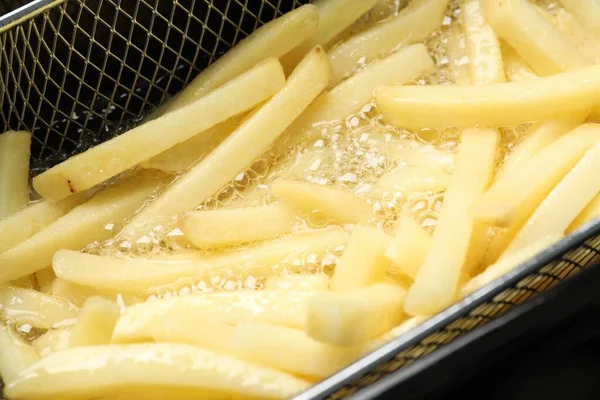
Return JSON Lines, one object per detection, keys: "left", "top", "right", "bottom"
{"left": 1, "top": 0, "right": 600, "bottom": 399}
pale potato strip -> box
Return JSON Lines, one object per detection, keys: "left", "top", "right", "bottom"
{"left": 502, "top": 142, "right": 600, "bottom": 257}
{"left": 32, "top": 327, "right": 71, "bottom": 357}
{"left": 484, "top": 0, "right": 589, "bottom": 76}
{"left": 51, "top": 278, "right": 142, "bottom": 307}
{"left": 121, "top": 47, "right": 330, "bottom": 235}
{"left": 0, "top": 130, "right": 31, "bottom": 218}
{"left": 568, "top": 192, "right": 600, "bottom": 233}
{"left": 264, "top": 274, "right": 330, "bottom": 291}
{"left": 161, "top": 4, "right": 319, "bottom": 113}
{"left": 369, "top": 315, "right": 429, "bottom": 350}
{"left": 235, "top": 322, "right": 363, "bottom": 378}
{"left": 384, "top": 215, "right": 432, "bottom": 280}
{"left": 462, "top": 0, "right": 505, "bottom": 84}
{"left": 33, "top": 59, "right": 285, "bottom": 201}
{"left": 445, "top": 24, "right": 472, "bottom": 86}
{"left": 69, "top": 297, "right": 121, "bottom": 347}
{"left": 404, "top": 129, "right": 498, "bottom": 316}
{"left": 0, "top": 171, "right": 168, "bottom": 284}
{"left": 113, "top": 290, "right": 319, "bottom": 343}
{"left": 270, "top": 178, "right": 373, "bottom": 224}
{"left": 328, "top": 0, "right": 448, "bottom": 83}
{"left": 280, "top": 0, "right": 378, "bottom": 71}
{"left": 558, "top": 0, "right": 600, "bottom": 36}
{"left": 179, "top": 203, "right": 297, "bottom": 249}
{"left": 0, "top": 325, "right": 40, "bottom": 384}
{"left": 373, "top": 166, "right": 450, "bottom": 194}
{"left": 4, "top": 343, "right": 310, "bottom": 400}
{"left": 375, "top": 64, "right": 600, "bottom": 128}
{"left": 0, "top": 286, "right": 79, "bottom": 329}
{"left": 555, "top": 9, "right": 600, "bottom": 64}
{"left": 331, "top": 225, "right": 391, "bottom": 291}
{"left": 501, "top": 43, "right": 538, "bottom": 82}
{"left": 35, "top": 267, "right": 56, "bottom": 293}
{"left": 54, "top": 227, "right": 348, "bottom": 293}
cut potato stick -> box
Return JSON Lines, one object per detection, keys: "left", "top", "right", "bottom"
{"left": 33, "top": 59, "right": 285, "bottom": 201}
{"left": 122, "top": 47, "right": 330, "bottom": 234}
{"left": 179, "top": 203, "right": 297, "bottom": 249}
{"left": 10, "top": 274, "right": 38, "bottom": 290}
{"left": 35, "top": 267, "right": 56, "bottom": 293}
{"left": 404, "top": 129, "right": 498, "bottom": 316}
{"left": 328, "top": 0, "right": 448, "bottom": 83}
{"left": 0, "top": 286, "right": 79, "bottom": 329}
{"left": 113, "top": 290, "right": 319, "bottom": 343}
{"left": 445, "top": 24, "right": 472, "bottom": 86}
{"left": 384, "top": 215, "right": 432, "bottom": 279}
{"left": 484, "top": 0, "right": 589, "bottom": 76}
{"left": 568, "top": 193, "right": 600, "bottom": 233}
{"left": 69, "top": 297, "right": 121, "bottom": 347}
{"left": 463, "top": 234, "right": 563, "bottom": 296}
{"left": 555, "top": 9, "right": 600, "bottom": 64}
{"left": 32, "top": 327, "right": 71, "bottom": 357}
{"left": 472, "top": 124, "right": 600, "bottom": 227}
{"left": 51, "top": 278, "right": 141, "bottom": 307}
{"left": 264, "top": 274, "right": 330, "bottom": 291}
{"left": 373, "top": 166, "right": 450, "bottom": 194}
{"left": 398, "top": 146, "right": 455, "bottom": 169}
{"left": 280, "top": 0, "right": 378, "bottom": 71}
{"left": 370, "top": 315, "right": 429, "bottom": 349}
{"left": 54, "top": 227, "right": 348, "bottom": 293}
{"left": 161, "top": 4, "right": 319, "bottom": 114}
{"left": 462, "top": 0, "right": 505, "bottom": 84}
{"left": 375, "top": 64, "right": 600, "bottom": 128}
{"left": 502, "top": 142, "right": 600, "bottom": 257}
{"left": 307, "top": 282, "right": 405, "bottom": 346}
{"left": 271, "top": 178, "right": 373, "bottom": 224}
{"left": 4, "top": 343, "right": 311, "bottom": 400}
{"left": 558, "top": 0, "right": 600, "bottom": 36}
{"left": 331, "top": 225, "right": 391, "bottom": 291}
{"left": 0, "top": 130, "right": 31, "bottom": 219}
{"left": 0, "top": 171, "right": 168, "bottom": 284}
{"left": 501, "top": 43, "right": 539, "bottom": 82}
{"left": 235, "top": 322, "right": 363, "bottom": 378}
{"left": 0, "top": 325, "right": 40, "bottom": 384}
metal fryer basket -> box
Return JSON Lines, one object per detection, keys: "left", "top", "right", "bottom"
{"left": 1, "top": 1, "right": 600, "bottom": 399}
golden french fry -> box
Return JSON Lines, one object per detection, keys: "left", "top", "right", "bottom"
{"left": 0, "top": 286, "right": 79, "bottom": 329}
{"left": 373, "top": 166, "right": 450, "bottom": 194}
{"left": 235, "top": 322, "right": 363, "bottom": 378}
{"left": 462, "top": 0, "right": 505, "bottom": 84}
{"left": 179, "top": 203, "right": 297, "bottom": 249}
{"left": 569, "top": 192, "right": 600, "bottom": 233}
{"left": 328, "top": 0, "right": 448, "bottom": 83}
{"left": 69, "top": 297, "right": 121, "bottom": 347}
{"left": 270, "top": 178, "right": 373, "bottom": 224}
{"left": 4, "top": 343, "right": 310, "bottom": 400}
{"left": 51, "top": 278, "right": 142, "bottom": 307}
{"left": 0, "top": 130, "right": 31, "bottom": 219}
{"left": 54, "top": 227, "right": 348, "bottom": 293}
{"left": 331, "top": 225, "right": 391, "bottom": 291}
{"left": 161, "top": 4, "right": 319, "bottom": 113}
{"left": 33, "top": 59, "right": 285, "bottom": 201}
{"left": 375, "top": 64, "right": 600, "bottom": 128}
{"left": 264, "top": 274, "right": 330, "bottom": 291}
{"left": 445, "top": 24, "right": 472, "bottom": 86}
{"left": 113, "top": 290, "right": 318, "bottom": 343}
{"left": 484, "top": 0, "right": 590, "bottom": 76}
{"left": 121, "top": 47, "right": 331, "bottom": 234}
{"left": 502, "top": 142, "right": 600, "bottom": 256}
{"left": 307, "top": 282, "right": 405, "bottom": 346}
{"left": 404, "top": 129, "right": 498, "bottom": 316}
{"left": 35, "top": 267, "right": 56, "bottom": 293}
{"left": 501, "top": 43, "right": 539, "bottom": 82}
{"left": 0, "top": 325, "right": 40, "bottom": 384}
{"left": 558, "top": 0, "right": 600, "bottom": 36}
{"left": 555, "top": 9, "right": 600, "bottom": 63}
{"left": 384, "top": 215, "right": 432, "bottom": 280}
{"left": 0, "top": 171, "right": 168, "bottom": 284}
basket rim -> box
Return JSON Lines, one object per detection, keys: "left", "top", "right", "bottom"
{"left": 0, "top": 0, "right": 64, "bottom": 33}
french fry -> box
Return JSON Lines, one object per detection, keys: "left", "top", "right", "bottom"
{"left": 384, "top": 215, "right": 432, "bottom": 280}
{"left": 0, "top": 171, "right": 168, "bottom": 284}
{"left": 0, "top": 286, "right": 79, "bottom": 329}
{"left": 328, "top": 0, "right": 448, "bottom": 84}
{"left": 0, "top": 325, "right": 40, "bottom": 384}
{"left": 179, "top": 203, "right": 297, "bottom": 249}
{"left": 51, "top": 278, "right": 142, "bottom": 307}
{"left": 161, "top": 4, "right": 319, "bottom": 113}
{"left": 568, "top": 192, "right": 600, "bottom": 233}
{"left": 4, "top": 343, "right": 311, "bottom": 400}
{"left": 235, "top": 322, "right": 363, "bottom": 378}
{"left": 33, "top": 59, "right": 285, "bottom": 202}
{"left": 35, "top": 267, "right": 56, "bottom": 293}
{"left": 462, "top": 0, "right": 505, "bottom": 84}
{"left": 445, "top": 24, "right": 472, "bottom": 86}
{"left": 270, "top": 178, "right": 373, "bottom": 224}
{"left": 54, "top": 227, "right": 348, "bottom": 293}
{"left": 121, "top": 47, "right": 331, "bottom": 234}
{"left": 280, "top": 0, "right": 378, "bottom": 72}
{"left": 370, "top": 315, "right": 429, "bottom": 349}
{"left": 307, "top": 282, "right": 405, "bottom": 346}
{"left": 375, "top": 64, "right": 600, "bottom": 128}
{"left": 472, "top": 124, "right": 600, "bottom": 227}
{"left": 0, "top": 130, "right": 31, "bottom": 219}
{"left": 10, "top": 274, "right": 38, "bottom": 290}
{"left": 264, "top": 274, "right": 330, "bottom": 291}
{"left": 331, "top": 225, "right": 391, "bottom": 291}
{"left": 501, "top": 43, "right": 539, "bottom": 82}
{"left": 102, "top": 389, "right": 231, "bottom": 400}
{"left": 558, "top": 0, "right": 600, "bottom": 36}
{"left": 113, "top": 290, "right": 319, "bottom": 343}
{"left": 398, "top": 146, "right": 455, "bottom": 169}
{"left": 463, "top": 234, "right": 563, "bottom": 296}
{"left": 31, "top": 327, "right": 71, "bottom": 357}
{"left": 404, "top": 129, "right": 498, "bottom": 316}
{"left": 68, "top": 297, "right": 121, "bottom": 347}
{"left": 372, "top": 166, "right": 450, "bottom": 194}
{"left": 555, "top": 9, "right": 600, "bottom": 64}
{"left": 502, "top": 142, "right": 600, "bottom": 257}
{"left": 485, "top": 0, "right": 589, "bottom": 76}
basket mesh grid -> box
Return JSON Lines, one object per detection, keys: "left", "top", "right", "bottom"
{"left": 1, "top": 1, "right": 600, "bottom": 399}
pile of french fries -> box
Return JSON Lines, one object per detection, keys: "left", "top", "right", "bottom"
{"left": 2, "top": 0, "right": 600, "bottom": 398}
